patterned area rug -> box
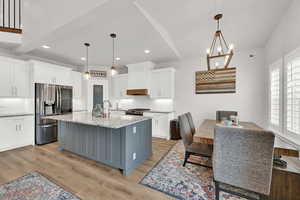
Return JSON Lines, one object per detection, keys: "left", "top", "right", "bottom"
{"left": 0, "top": 172, "right": 80, "bottom": 200}
{"left": 140, "top": 141, "right": 246, "bottom": 200}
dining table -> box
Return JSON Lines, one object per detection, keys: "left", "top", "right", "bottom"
{"left": 195, "top": 119, "right": 300, "bottom": 200}
{"left": 194, "top": 119, "right": 262, "bottom": 144}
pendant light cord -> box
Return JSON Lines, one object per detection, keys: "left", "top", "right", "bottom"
{"left": 112, "top": 37, "right": 115, "bottom": 67}
{"left": 86, "top": 45, "right": 89, "bottom": 72}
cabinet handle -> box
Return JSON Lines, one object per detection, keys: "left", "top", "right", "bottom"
{"left": 19, "top": 124, "right": 22, "bottom": 131}
{"left": 15, "top": 87, "right": 18, "bottom": 97}
{"left": 15, "top": 124, "right": 18, "bottom": 131}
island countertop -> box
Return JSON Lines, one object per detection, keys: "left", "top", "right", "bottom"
{"left": 43, "top": 111, "right": 151, "bottom": 129}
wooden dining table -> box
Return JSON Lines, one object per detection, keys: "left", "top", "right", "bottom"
{"left": 195, "top": 119, "right": 300, "bottom": 200}
{"left": 194, "top": 119, "right": 262, "bottom": 144}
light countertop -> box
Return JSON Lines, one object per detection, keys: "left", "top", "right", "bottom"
{"left": 111, "top": 109, "right": 174, "bottom": 114}
{"left": 43, "top": 111, "right": 151, "bottom": 129}
{"left": 0, "top": 112, "right": 34, "bottom": 118}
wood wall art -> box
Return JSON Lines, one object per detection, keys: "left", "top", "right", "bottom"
{"left": 195, "top": 67, "right": 236, "bottom": 94}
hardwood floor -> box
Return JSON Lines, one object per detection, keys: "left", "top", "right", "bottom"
{"left": 0, "top": 138, "right": 177, "bottom": 200}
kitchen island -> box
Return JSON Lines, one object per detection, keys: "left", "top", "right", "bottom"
{"left": 44, "top": 112, "right": 152, "bottom": 175}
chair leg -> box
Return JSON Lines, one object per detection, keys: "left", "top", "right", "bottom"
{"left": 183, "top": 152, "right": 190, "bottom": 167}
{"left": 215, "top": 181, "right": 220, "bottom": 200}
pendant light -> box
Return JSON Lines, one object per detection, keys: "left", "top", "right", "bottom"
{"left": 83, "top": 43, "right": 91, "bottom": 80}
{"left": 206, "top": 14, "right": 234, "bottom": 70}
{"left": 110, "top": 33, "right": 118, "bottom": 76}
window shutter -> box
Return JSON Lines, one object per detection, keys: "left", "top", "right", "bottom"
{"left": 270, "top": 68, "right": 280, "bottom": 126}
{"left": 286, "top": 59, "right": 300, "bottom": 135}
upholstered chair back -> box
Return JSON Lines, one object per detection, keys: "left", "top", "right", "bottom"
{"left": 186, "top": 112, "right": 196, "bottom": 136}
{"left": 213, "top": 126, "right": 275, "bottom": 195}
{"left": 216, "top": 111, "right": 238, "bottom": 121}
{"left": 178, "top": 114, "right": 194, "bottom": 147}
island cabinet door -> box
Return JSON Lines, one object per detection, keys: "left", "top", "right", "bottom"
{"left": 58, "top": 122, "right": 123, "bottom": 169}
{"left": 123, "top": 119, "right": 152, "bottom": 172}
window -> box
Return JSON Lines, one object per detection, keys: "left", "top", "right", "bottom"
{"left": 270, "top": 68, "right": 280, "bottom": 126}
{"left": 286, "top": 58, "right": 300, "bottom": 135}
{"left": 268, "top": 47, "right": 300, "bottom": 142}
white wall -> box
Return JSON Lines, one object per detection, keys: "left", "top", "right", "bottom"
{"left": 156, "top": 48, "right": 267, "bottom": 128}
{"left": 265, "top": 0, "right": 300, "bottom": 64}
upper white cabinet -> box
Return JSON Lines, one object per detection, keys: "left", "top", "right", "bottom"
{"left": 0, "top": 59, "right": 11, "bottom": 97}
{"left": 0, "top": 57, "right": 30, "bottom": 98}
{"left": 13, "top": 62, "right": 31, "bottom": 97}
{"left": 127, "top": 61, "right": 154, "bottom": 89}
{"left": 31, "top": 60, "right": 72, "bottom": 86}
{"left": 112, "top": 74, "right": 128, "bottom": 99}
{"left": 150, "top": 68, "right": 175, "bottom": 99}
{"left": 71, "top": 71, "right": 82, "bottom": 99}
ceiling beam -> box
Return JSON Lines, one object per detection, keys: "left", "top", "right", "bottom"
{"left": 17, "top": 0, "right": 110, "bottom": 53}
{"left": 133, "top": 1, "right": 182, "bottom": 59}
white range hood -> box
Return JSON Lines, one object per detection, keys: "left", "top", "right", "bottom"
{"left": 126, "top": 61, "right": 155, "bottom": 95}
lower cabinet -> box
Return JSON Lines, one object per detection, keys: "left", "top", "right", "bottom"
{"left": 144, "top": 113, "right": 172, "bottom": 139}
{"left": 0, "top": 116, "right": 34, "bottom": 152}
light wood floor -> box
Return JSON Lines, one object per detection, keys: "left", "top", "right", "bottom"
{"left": 0, "top": 138, "right": 177, "bottom": 200}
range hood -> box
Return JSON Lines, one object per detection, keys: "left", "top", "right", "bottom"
{"left": 126, "top": 61, "right": 154, "bottom": 96}
{"left": 126, "top": 89, "right": 149, "bottom": 95}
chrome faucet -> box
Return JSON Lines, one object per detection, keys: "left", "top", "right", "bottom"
{"left": 103, "top": 100, "right": 112, "bottom": 117}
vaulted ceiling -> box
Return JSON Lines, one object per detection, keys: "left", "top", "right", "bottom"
{"left": 5, "top": 0, "right": 294, "bottom": 68}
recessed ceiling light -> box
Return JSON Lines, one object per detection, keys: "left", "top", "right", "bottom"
{"left": 42, "top": 45, "right": 50, "bottom": 49}
{"left": 81, "top": 57, "right": 86, "bottom": 61}
{"left": 144, "top": 49, "right": 150, "bottom": 54}
{"left": 116, "top": 57, "right": 120, "bottom": 61}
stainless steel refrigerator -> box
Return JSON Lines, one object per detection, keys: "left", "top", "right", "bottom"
{"left": 35, "top": 83, "right": 73, "bottom": 145}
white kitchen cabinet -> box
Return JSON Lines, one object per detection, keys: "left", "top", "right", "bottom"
{"left": 0, "top": 57, "right": 30, "bottom": 98}
{"left": 0, "top": 59, "right": 11, "bottom": 97}
{"left": 13, "top": 62, "right": 31, "bottom": 97}
{"left": 144, "top": 112, "right": 171, "bottom": 139}
{"left": 150, "top": 68, "right": 175, "bottom": 99}
{"left": 32, "top": 60, "right": 72, "bottom": 86}
{"left": 71, "top": 71, "right": 82, "bottom": 99}
{"left": 0, "top": 115, "right": 34, "bottom": 152}
{"left": 127, "top": 61, "right": 154, "bottom": 90}
{"left": 112, "top": 74, "right": 128, "bottom": 99}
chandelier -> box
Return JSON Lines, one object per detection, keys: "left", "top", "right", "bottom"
{"left": 206, "top": 14, "right": 234, "bottom": 70}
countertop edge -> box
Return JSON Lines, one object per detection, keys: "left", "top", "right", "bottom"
{"left": 44, "top": 116, "right": 151, "bottom": 129}
{"left": 111, "top": 110, "right": 175, "bottom": 114}
{"left": 0, "top": 113, "right": 34, "bottom": 118}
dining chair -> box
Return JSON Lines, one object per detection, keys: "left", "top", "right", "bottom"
{"left": 178, "top": 113, "right": 213, "bottom": 168}
{"left": 216, "top": 110, "right": 238, "bottom": 121}
{"left": 213, "top": 126, "right": 275, "bottom": 200}
{"left": 186, "top": 112, "right": 196, "bottom": 135}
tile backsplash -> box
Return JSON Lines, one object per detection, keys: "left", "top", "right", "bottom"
{"left": 0, "top": 98, "right": 34, "bottom": 114}
{"left": 114, "top": 96, "right": 174, "bottom": 112}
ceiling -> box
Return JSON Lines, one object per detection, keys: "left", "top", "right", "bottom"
{"left": 3, "top": 0, "right": 293, "bottom": 69}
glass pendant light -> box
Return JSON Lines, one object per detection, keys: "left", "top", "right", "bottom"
{"left": 110, "top": 33, "right": 118, "bottom": 76}
{"left": 84, "top": 43, "right": 91, "bottom": 80}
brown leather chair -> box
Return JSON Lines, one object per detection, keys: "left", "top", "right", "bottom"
{"left": 178, "top": 113, "right": 213, "bottom": 168}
